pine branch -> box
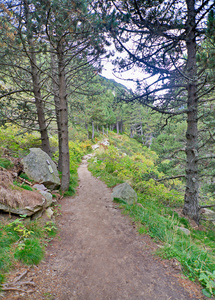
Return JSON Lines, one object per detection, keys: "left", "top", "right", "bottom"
{"left": 156, "top": 175, "right": 185, "bottom": 182}
{"left": 0, "top": 89, "right": 32, "bottom": 99}
{"left": 200, "top": 204, "right": 215, "bottom": 209}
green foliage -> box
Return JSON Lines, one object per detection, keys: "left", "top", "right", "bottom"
{"left": 68, "top": 126, "right": 90, "bottom": 143}
{"left": 0, "top": 125, "right": 58, "bottom": 158}
{"left": 0, "top": 157, "right": 13, "bottom": 169}
{"left": 61, "top": 136, "right": 92, "bottom": 196}
{"left": 0, "top": 217, "right": 58, "bottom": 284}
{"left": 44, "top": 221, "right": 58, "bottom": 237}
{"left": 63, "top": 174, "right": 78, "bottom": 197}
{"left": 0, "top": 223, "right": 19, "bottom": 274}
{"left": 199, "top": 271, "right": 215, "bottom": 298}
{"left": 121, "top": 196, "right": 215, "bottom": 297}
{"left": 89, "top": 134, "right": 183, "bottom": 206}
{"left": 0, "top": 125, "right": 42, "bottom": 157}
{"left": 11, "top": 218, "right": 33, "bottom": 238}
{"left": 19, "top": 173, "right": 33, "bottom": 182}
{"left": 13, "top": 181, "right": 33, "bottom": 191}
{"left": 0, "top": 274, "right": 5, "bottom": 286}
{"left": 150, "top": 118, "right": 186, "bottom": 176}
{"left": 110, "top": 132, "right": 157, "bottom": 159}
{"left": 14, "top": 238, "right": 44, "bottom": 265}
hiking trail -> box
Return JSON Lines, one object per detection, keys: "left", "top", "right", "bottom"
{"left": 2, "top": 158, "right": 204, "bottom": 300}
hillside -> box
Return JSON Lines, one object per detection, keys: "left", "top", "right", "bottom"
{"left": 0, "top": 141, "right": 205, "bottom": 299}
{"left": 0, "top": 126, "right": 215, "bottom": 297}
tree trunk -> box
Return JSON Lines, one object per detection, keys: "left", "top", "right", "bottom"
{"left": 147, "top": 134, "right": 153, "bottom": 148}
{"left": 119, "top": 119, "right": 123, "bottom": 134}
{"left": 106, "top": 125, "right": 108, "bottom": 135}
{"left": 23, "top": 0, "right": 51, "bottom": 156}
{"left": 57, "top": 43, "right": 70, "bottom": 192}
{"left": 51, "top": 49, "right": 62, "bottom": 171}
{"left": 31, "top": 62, "right": 51, "bottom": 156}
{"left": 102, "top": 125, "right": 104, "bottom": 135}
{"left": 92, "top": 121, "right": 94, "bottom": 139}
{"left": 140, "top": 123, "right": 143, "bottom": 136}
{"left": 130, "top": 126, "right": 134, "bottom": 138}
{"left": 183, "top": 0, "right": 199, "bottom": 223}
{"left": 85, "top": 123, "right": 89, "bottom": 139}
{"left": 116, "top": 120, "right": 119, "bottom": 134}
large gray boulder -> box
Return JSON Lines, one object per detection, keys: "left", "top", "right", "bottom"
{"left": 22, "top": 148, "right": 60, "bottom": 189}
{"left": 0, "top": 169, "right": 53, "bottom": 216}
{"left": 112, "top": 182, "right": 137, "bottom": 205}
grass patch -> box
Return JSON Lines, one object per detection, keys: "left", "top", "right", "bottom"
{"left": 0, "top": 158, "right": 13, "bottom": 169}
{"left": 0, "top": 217, "right": 58, "bottom": 285}
{"left": 19, "top": 173, "right": 34, "bottom": 182}
{"left": 14, "top": 238, "right": 44, "bottom": 265}
{"left": 63, "top": 174, "right": 78, "bottom": 197}
{"left": 13, "top": 181, "right": 34, "bottom": 191}
{"left": 88, "top": 160, "right": 123, "bottom": 187}
{"left": 120, "top": 197, "right": 215, "bottom": 297}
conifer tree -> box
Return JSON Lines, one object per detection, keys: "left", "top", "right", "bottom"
{"left": 97, "top": 0, "right": 215, "bottom": 222}
{"left": 0, "top": 0, "right": 52, "bottom": 156}
{"left": 30, "top": 0, "right": 105, "bottom": 191}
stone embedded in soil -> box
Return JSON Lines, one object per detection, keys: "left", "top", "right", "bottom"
{"left": 112, "top": 182, "right": 137, "bottom": 204}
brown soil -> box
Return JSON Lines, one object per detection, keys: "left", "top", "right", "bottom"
{"left": 1, "top": 159, "right": 205, "bottom": 300}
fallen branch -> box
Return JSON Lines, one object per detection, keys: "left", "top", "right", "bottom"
{"left": 19, "top": 281, "right": 36, "bottom": 287}
{"left": 1, "top": 287, "right": 25, "bottom": 292}
{"left": 17, "top": 176, "right": 33, "bottom": 186}
{"left": 1, "top": 272, "right": 36, "bottom": 293}
{"left": 14, "top": 269, "right": 29, "bottom": 283}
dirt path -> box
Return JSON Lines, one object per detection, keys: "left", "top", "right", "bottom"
{"left": 2, "top": 159, "right": 204, "bottom": 300}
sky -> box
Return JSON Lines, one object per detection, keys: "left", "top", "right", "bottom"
{"left": 101, "top": 59, "right": 137, "bottom": 91}
{"left": 101, "top": 57, "right": 159, "bottom": 94}
{"left": 100, "top": 42, "right": 140, "bottom": 92}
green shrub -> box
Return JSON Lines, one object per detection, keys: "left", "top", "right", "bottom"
{"left": 89, "top": 141, "right": 183, "bottom": 206}
{"left": 14, "top": 238, "right": 44, "bottom": 265}
{"left": 44, "top": 221, "right": 58, "bottom": 237}
{"left": 0, "top": 125, "right": 41, "bottom": 156}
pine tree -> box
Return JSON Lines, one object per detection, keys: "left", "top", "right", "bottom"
{"left": 98, "top": 0, "right": 215, "bottom": 222}
{"left": 0, "top": 0, "right": 52, "bottom": 156}
{"left": 34, "top": 0, "right": 105, "bottom": 191}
